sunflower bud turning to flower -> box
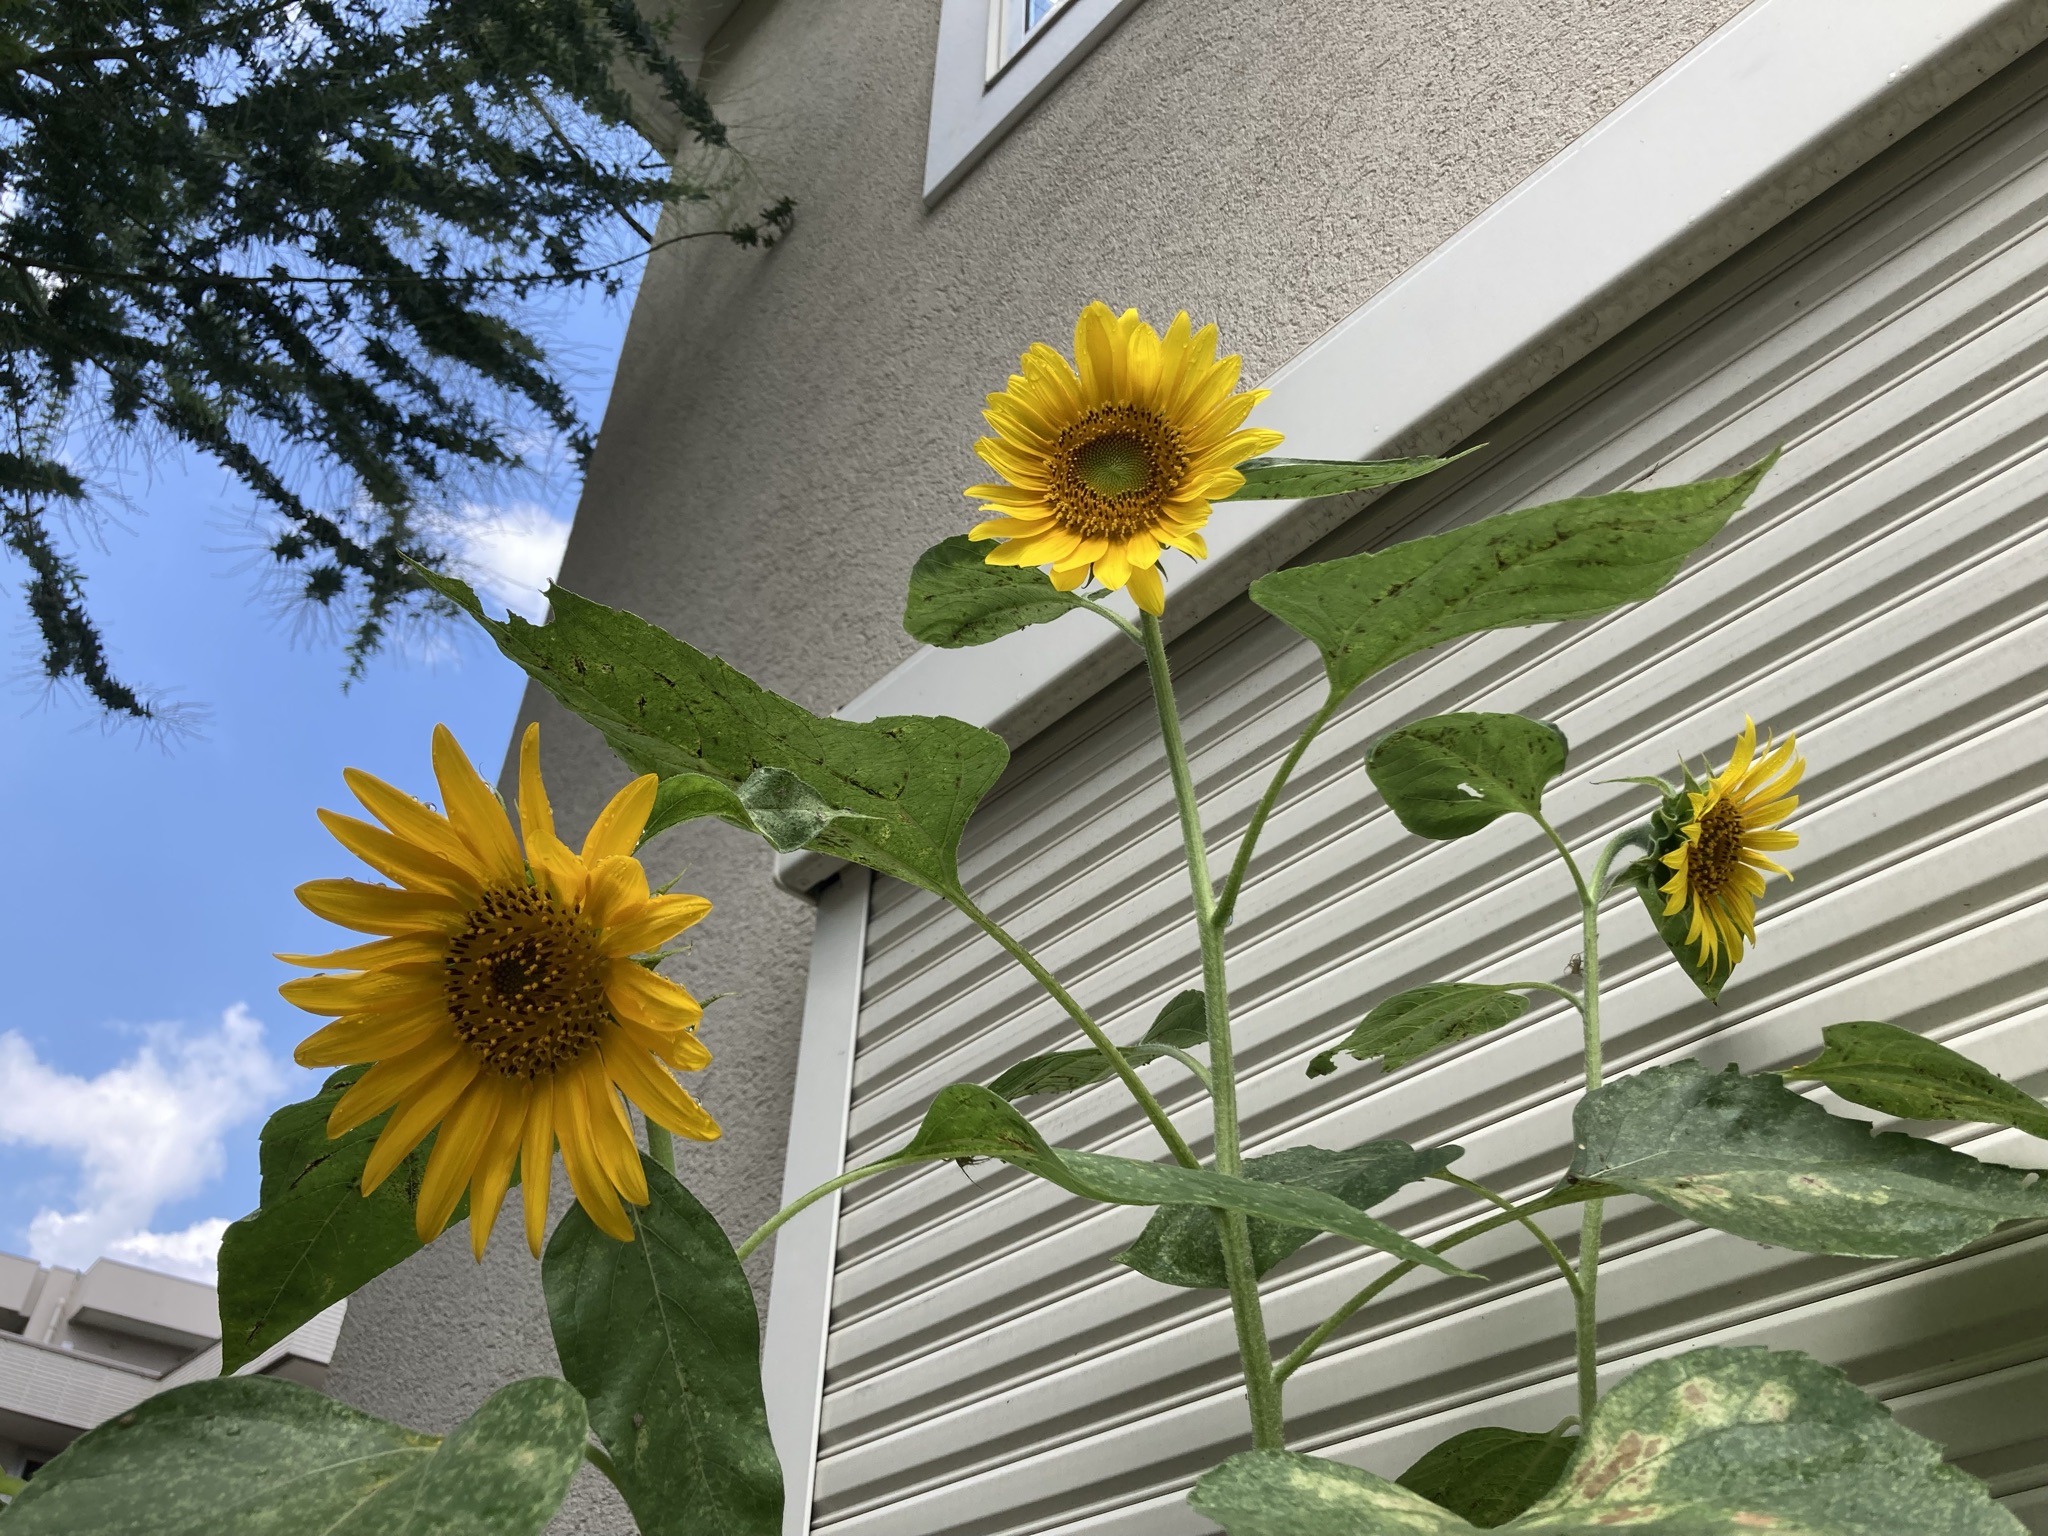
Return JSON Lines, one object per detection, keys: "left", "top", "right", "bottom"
{"left": 965, "top": 302, "right": 1284, "bottom": 616}
{"left": 1658, "top": 717, "right": 1804, "bottom": 971}
{"left": 280, "top": 723, "right": 719, "bottom": 1259}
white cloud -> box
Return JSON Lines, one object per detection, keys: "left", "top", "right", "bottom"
{"left": 0, "top": 1006, "right": 288, "bottom": 1281}
{"left": 436, "top": 499, "right": 573, "bottom": 622}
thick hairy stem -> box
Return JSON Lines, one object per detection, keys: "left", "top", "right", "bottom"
{"left": 1214, "top": 689, "right": 1341, "bottom": 928}
{"left": 954, "top": 894, "right": 1199, "bottom": 1169}
{"left": 1139, "top": 612, "right": 1286, "bottom": 1450}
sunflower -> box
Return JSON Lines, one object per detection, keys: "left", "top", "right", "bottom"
{"left": 1659, "top": 717, "right": 1803, "bottom": 970}
{"left": 965, "top": 301, "right": 1284, "bottom": 616}
{"left": 280, "top": 723, "right": 719, "bottom": 1259}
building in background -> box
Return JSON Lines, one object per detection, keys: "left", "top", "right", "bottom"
{"left": 0, "top": 1252, "right": 343, "bottom": 1485}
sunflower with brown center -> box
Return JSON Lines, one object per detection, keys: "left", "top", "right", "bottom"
{"left": 280, "top": 723, "right": 718, "bottom": 1258}
{"left": 1660, "top": 717, "right": 1804, "bottom": 971}
{"left": 966, "top": 302, "right": 1284, "bottom": 615}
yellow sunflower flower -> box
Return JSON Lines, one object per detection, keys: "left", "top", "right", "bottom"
{"left": 1660, "top": 717, "right": 1804, "bottom": 971}
{"left": 966, "top": 301, "right": 1284, "bottom": 616}
{"left": 280, "top": 722, "right": 719, "bottom": 1259}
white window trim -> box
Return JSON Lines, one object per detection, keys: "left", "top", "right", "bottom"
{"left": 924, "top": 0, "right": 1150, "bottom": 206}
{"left": 764, "top": 0, "right": 2047, "bottom": 1520}
{"left": 786, "top": 0, "right": 2045, "bottom": 899}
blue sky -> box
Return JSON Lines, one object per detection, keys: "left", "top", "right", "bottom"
{"left": 0, "top": 281, "right": 637, "bottom": 1281}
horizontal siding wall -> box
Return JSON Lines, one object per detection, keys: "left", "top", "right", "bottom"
{"left": 810, "top": 44, "right": 2048, "bottom": 1536}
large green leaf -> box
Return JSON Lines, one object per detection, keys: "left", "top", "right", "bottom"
{"left": 1570, "top": 1061, "right": 2048, "bottom": 1258}
{"left": 902, "top": 534, "right": 1098, "bottom": 647}
{"left": 1249, "top": 456, "right": 1775, "bottom": 700}
{"left": 0, "top": 1375, "right": 586, "bottom": 1535}
{"left": 901, "top": 1085, "right": 1473, "bottom": 1278}
{"left": 1395, "top": 1426, "right": 1576, "bottom": 1529}
{"left": 1118, "top": 1142, "right": 1460, "bottom": 1288}
{"left": 216, "top": 1068, "right": 484, "bottom": 1374}
{"left": 1189, "top": 1346, "right": 2020, "bottom": 1533}
{"left": 1308, "top": 984, "right": 1531, "bottom": 1079}
{"left": 544, "top": 1154, "right": 780, "bottom": 1536}
{"left": 1224, "top": 451, "right": 1475, "bottom": 502}
{"left": 421, "top": 570, "right": 1008, "bottom": 897}
{"left": 988, "top": 990, "right": 1207, "bottom": 1100}
{"left": 1366, "top": 714, "right": 1568, "bottom": 840}
{"left": 1782, "top": 1021, "right": 2048, "bottom": 1139}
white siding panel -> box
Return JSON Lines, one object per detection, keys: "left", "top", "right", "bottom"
{"left": 811, "top": 47, "right": 2048, "bottom": 1536}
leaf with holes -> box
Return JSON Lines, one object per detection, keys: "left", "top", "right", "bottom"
{"left": 1782, "top": 1021, "right": 2048, "bottom": 1140}
{"left": 421, "top": 569, "right": 1008, "bottom": 897}
{"left": 1190, "top": 1346, "right": 2021, "bottom": 1533}
{"left": 1395, "top": 1426, "right": 1577, "bottom": 1529}
{"left": 902, "top": 534, "right": 1099, "bottom": 647}
{"left": 1224, "top": 450, "right": 1477, "bottom": 502}
{"left": 901, "top": 1085, "right": 1473, "bottom": 1278}
{"left": 1, "top": 1375, "right": 586, "bottom": 1535}
{"left": 988, "top": 990, "right": 1208, "bottom": 1100}
{"left": 1570, "top": 1061, "right": 2048, "bottom": 1258}
{"left": 1250, "top": 455, "right": 1775, "bottom": 701}
{"left": 544, "top": 1155, "right": 780, "bottom": 1536}
{"left": 1309, "top": 985, "right": 1531, "bottom": 1079}
{"left": 1118, "top": 1142, "right": 1461, "bottom": 1288}
{"left": 1366, "top": 714, "right": 1568, "bottom": 840}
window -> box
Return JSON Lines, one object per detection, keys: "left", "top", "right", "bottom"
{"left": 923, "top": 0, "right": 1147, "bottom": 206}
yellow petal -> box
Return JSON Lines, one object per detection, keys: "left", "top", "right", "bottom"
{"left": 360, "top": 1053, "right": 481, "bottom": 1195}
{"left": 584, "top": 855, "right": 652, "bottom": 933}
{"left": 1128, "top": 566, "right": 1166, "bottom": 616}
{"left": 432, "top": 725, "right": 524, "bottom": 884}
{"left": 556, "top": 1066, "right": 634, "bottom": 1242}
{"left": 601, "top": 893, "right": 713, "bottom": 959}
{"left": 279, "top": 968, "right": 440, "bottom": 1018}
{"left": 294, "top": 1001, "right": 447, "bottom": 1068}
{"left": 602, "top": 1035, "right": 721, "bottom": 1141}
{"left": 468, "top": 1078, "right": 530, "bottom": 1261}
{"left": 583, "top": 1063, "right": 648, "bottom": 1207}
{"left": 276, "top": 934, "right": 446, "bottom": 971}
{"left": 606, "top": 962, "right": 705, "bottom": 1034}
{"left": 297, "top": 879, "right": 466, "bottom": 936}
{"left": 316, "top": 809, "right": 481, "bottom": 899}
{"left": 328, "top": 1034, "right": 466, "bottom": 1135}
{"left": 344, "top": 768, "right": 483, "bottom": 878}
{"left": 582, "top": 775, "right": 659, "bottom": 865}
{"left": 521, "top": 1079, "right": 556, "bottom": 1257}
{"left": 517, "top": 723, "right": 585, "bottom": 900}
{"left": 415, "top": 1079, "right": 502, "bottom": 1243}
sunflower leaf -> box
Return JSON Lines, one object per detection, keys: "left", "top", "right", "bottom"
{"left": 1224, "top": 450, "right": 1478, "bottom": 502}
{"left": 1250, "top": 454, "right": 1776, "bottom": 701}
{"left": 1624, "top": 856, "right": 1733, "bottom": 1002}
{"left": 902, "top": 1085, "right": 1474, "bottom": 1278}
{"left": 1117, "top": 1142, "right": 1461, "bottom": 1288}
{"left": 1570, "top": 1061, "right": 2048, "bottom": 1258}
{"left": 0, "top": 1375, "right": 586, "bottom": 1536}
{"left": 217, "top": 1068, "right": 490, "bottom": 1375}
{"left": 1308, "top": 984, "right": 1532, "bottom": 1079}
{"left": 419, "top": 569, "right": 1009, "bottom": 898}
{"left": 1781, "top": 1021, "right": 2048, "bottom": 1139}
{"left": 903, "top": 534, "right": 1098, "bottom": 647}
{"left": 1395, "top": 1425, "right": 1577, "bottom": 1528}
{"left": 544, "top": 1155, "right": 781, "bottom": 1536}
{"left": 1366, "top": 713, "right": 1569, "bottom": 840}
{"left": 987, "top": 990, "right": 1209, "bottom": 1100}
{"left": 1189, "top": 1346, "right": 2023, "bottom": 1534}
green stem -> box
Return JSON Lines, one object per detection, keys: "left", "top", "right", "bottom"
{"left": 583, "top": 1439, "right": 624, "bottom": 1489}
{"left": 954, "top": 893, "right": 1199, "bottom": 1170}
{"left": 1154, "top": 1043, "right": 1214, "bottom": 1092}
{"left": 1139, "top": 611, "right": 1286, "bottom": 1451}
{"left": 735, "top": 1153, "right": 922, "bottom": 1263}
{"left": 1435, "top": 1172, "right": 1581, "bottom": 1301}
{"left": 645, "top": 1121, "right": 676, "bottom": 1176}
{"left": 1499, "top": 979, "right": 1588, "bottom": 1014}
{"left": 1214, "top": 688, "right": 1341, "bottom": 929}
{"left": 1075, "top": 592, "right": 1145, "bottom": 643}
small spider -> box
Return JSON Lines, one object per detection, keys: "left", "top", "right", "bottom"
{"left": 1565, "top": 952, "right": 1585, "bottom": 977}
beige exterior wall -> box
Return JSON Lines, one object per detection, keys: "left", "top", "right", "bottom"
{"left": 326, "top": 0, "right": 1748, "bottom": 1525}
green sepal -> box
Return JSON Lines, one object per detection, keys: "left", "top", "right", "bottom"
{"left": 1308, "top": 984, "right": 1531, "bottom": 1078}
{"left": 1249, "top": 454, "right": 1776, "bottom": 701}
{"left": 1117, "top": 1142, "right": 1460, "bottom": 1289}
{"left": 419, "top": 569, "right": 1008, "bottom": 898}
{"left": 544, "top": 1154, "right": 781, "bottom": 1536}
{"left": 988, "top": 990, "right": 1207, "bottom": 1100}
{"left": 1395, "top": 1425, "right": 1577, "bottom": 1529}
{"left": 1619, "top": 762, "right": 1730, "bottom": 1000}
{"left": 216, "top": 1068, "right": 503, "bottom": 1374}
{"left": 1189, "top": 1346, "right": 2022, "bottom": 1533}
{"left": 902, "top": 534, "right": 1099, "bottom": 647}
{"left": 0, "top": 1375, "right": 587, "bottom": 1535}
{"left": 1782, "top": 1021, "right": 2048, "bottom": 1139}
{"left": 1570, "top": 1061, "right": 2048, "bottom": 1258}
{"left": 901, "top": 1085, "right": 1475, "bottom": 1278}
{"left": 1223, "top": 449, "right": 1477, "bottom": 502}
{"left": 1366, "top": 713, "right": 1568, "bottom": 841}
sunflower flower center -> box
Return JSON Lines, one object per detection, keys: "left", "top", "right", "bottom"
{"left": 1048, "top": 405, "right": 1189, "bottom": 538}
{"left": 444, "top": 885, "right": 610, "bottom": 1078}
{"left": 1688, "top": 799, "right": 1745, "bottom": 899}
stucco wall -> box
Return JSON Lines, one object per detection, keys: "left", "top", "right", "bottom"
{"left": 325, "top": 0, "right": 1748, "bottom": 1526}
